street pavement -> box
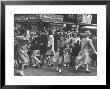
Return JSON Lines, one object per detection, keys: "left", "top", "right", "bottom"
{"left": 23, "top": 64, "right": 97, "bottom": 76}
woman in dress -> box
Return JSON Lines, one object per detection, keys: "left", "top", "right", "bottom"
{"left": 17, "top": 43, "right": 30, "bottom": 75}
{"left": 74, "top": 31, "right": 97, "bottom": 73}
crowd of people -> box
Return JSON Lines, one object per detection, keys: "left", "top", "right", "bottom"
{"left": 14, "top": 26, "right": 97, "bottom": 76}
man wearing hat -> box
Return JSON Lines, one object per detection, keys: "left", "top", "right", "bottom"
{"left": 74, "top": 31, "right": 97, "bottom": 73}
{"left": 56, "top": 36, "right": 66, "bottom": 72}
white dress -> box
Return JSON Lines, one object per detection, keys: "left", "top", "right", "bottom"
{"left": 75, "top": 37, "right": 95, "bottom": 66}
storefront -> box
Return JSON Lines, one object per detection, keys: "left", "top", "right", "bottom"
{"left": 14, "top": 14, "right": 41, "bottom": 36}
{"left": 39, "top": 14, "right": 64, "bottom": 51}
{"left": 77, "top": 14, "right": 95, "bottom": 34}
{"left": 81, "top": 25, "right": 97, "bottom": 36}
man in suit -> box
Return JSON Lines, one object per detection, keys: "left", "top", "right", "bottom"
{"left": 56, "top": 36, "right": 65, "bottom": 72}
{"left": 75, "top": 31, "right": 97, "bottom": 73}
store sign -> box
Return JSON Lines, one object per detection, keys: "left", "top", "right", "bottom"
{"left": 77, "top": 14, "right": 92, "bottom": 25}
{"left": 39, "top": 14, "right": 63, "bottom": 23}
{"left": 14, "top": 14, "right": 39, "bottom": 22}
{"left": 82, "top": 14, "right": 92, "bottom": 24}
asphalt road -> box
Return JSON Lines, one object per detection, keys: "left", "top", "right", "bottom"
{"left": 23, "top": 64, "right": 97, "bottom": 76}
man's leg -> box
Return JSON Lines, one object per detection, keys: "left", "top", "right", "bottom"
{"left": 57, "top": 64, "right": 62, "bottom": 72}
{"left": 57, "top": 55, "right": 63, "bottom": 72}
{"left": 59, "top": 53, "right": 64, "bottom": 72}
{"left": 48, "top": 56, "right": 52, "bottom": 66}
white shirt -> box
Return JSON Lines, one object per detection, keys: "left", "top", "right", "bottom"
{"left": 72, "top": 37, "right": 81, "bottom": 44}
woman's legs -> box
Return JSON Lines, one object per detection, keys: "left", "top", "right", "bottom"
{"left": 85, "top": 64, "right": 89, "bottom": 71}
{"left": 74, "top": 63, "right": 83, "bottom": 70}
{"left": 19, "top": 63, "right": 26, "bottom": 76}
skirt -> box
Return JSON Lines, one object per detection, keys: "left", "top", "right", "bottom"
{"left": 75, "top": 49, "right": 90, "bottom": 66}
{"left": 18, "top": 52, "right": 30, "bottom": 64}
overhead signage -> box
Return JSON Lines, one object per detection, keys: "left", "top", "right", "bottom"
{"left": 77, "top": 14, "right": 92, "bottom": 25}
{"left": 39, "top": 14, "right": 63, "bottom": 23}
{"left": 14, "top": 14, "right": 39, "bottom": 22}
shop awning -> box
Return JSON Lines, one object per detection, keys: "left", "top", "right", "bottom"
{"left": 81, "top": 26, "right": 97, "bottom": 29}
{"left": 59, "top": 22, "right": 75, "bottom": 24}
{"left": 39, "top": 14, "right": 63, "bottom": 23}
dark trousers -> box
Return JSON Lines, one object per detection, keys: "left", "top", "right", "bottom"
{"left": 58, "top": 47, "right": 64, "bottom": 67}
